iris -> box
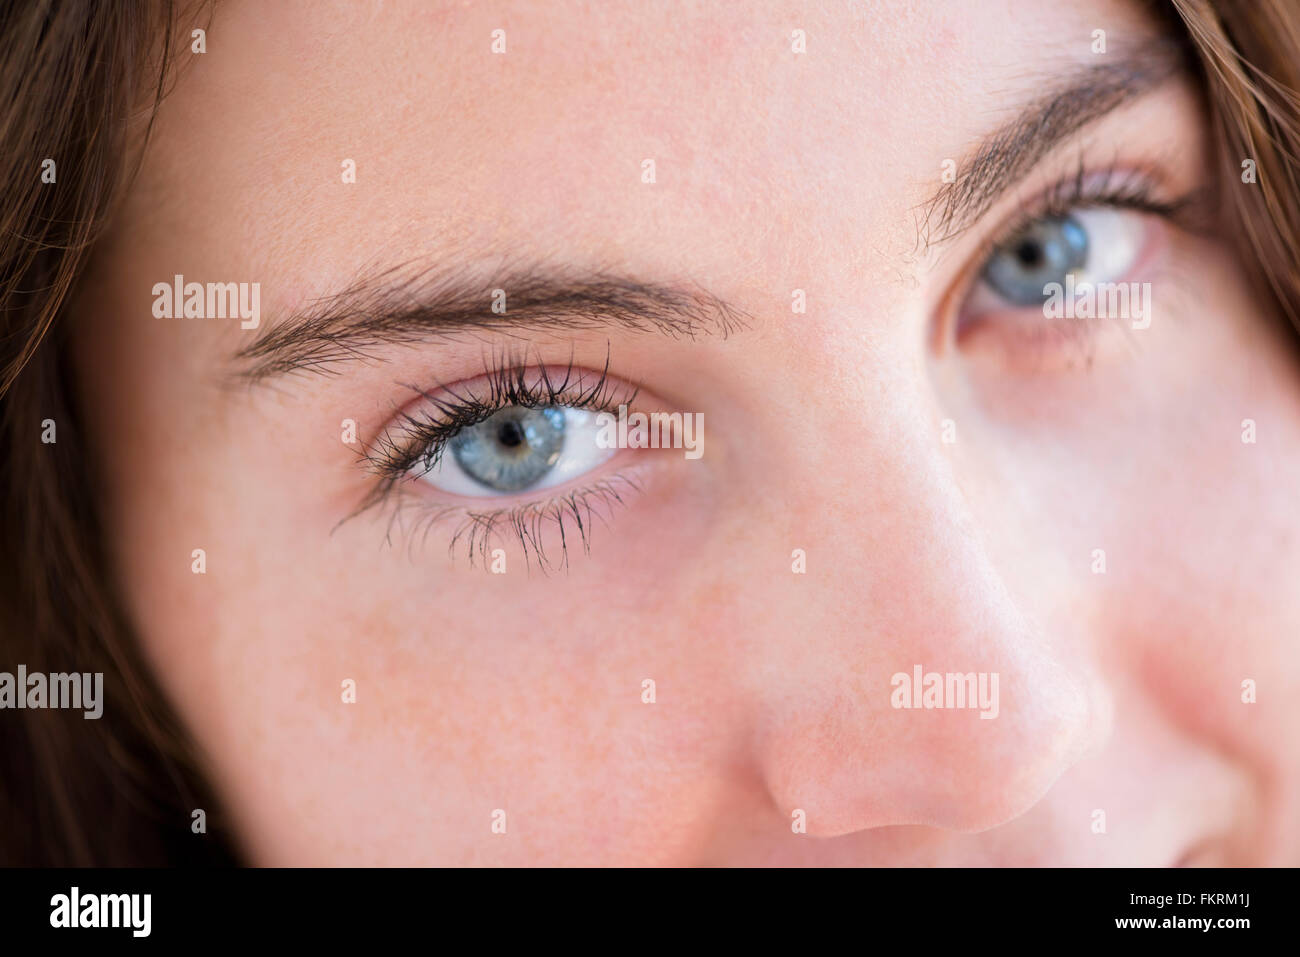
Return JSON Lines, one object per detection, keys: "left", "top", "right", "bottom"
{"left": 448, "top": 406, "right": 565, "bottom": 491}
{"left": 982, "top": 214, "right": 1089, "bottom": 306}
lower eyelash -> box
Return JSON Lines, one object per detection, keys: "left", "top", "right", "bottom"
{"left": 958, "top": 303, "right": 1154, "bottom": 374}
{"left": 343, "top": 348, "right": 640, "bottom": 565}
{"left": 962, "top": 311, "right": 1103, "bottom": 369}
{"left": 378, "top": 473, "right": 642, "bottom": 573}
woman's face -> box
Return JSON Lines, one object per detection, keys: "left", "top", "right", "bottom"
{"left": 74, "top": 0, "right": 1300, "bottom": 864}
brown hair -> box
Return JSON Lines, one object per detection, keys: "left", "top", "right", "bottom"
{"left": 0, "top": 0, "right": 236, "bottom": 865}
{"left": 0, "top": 0, "right": 1297, "bottom": 865}
{"left": 1171, "top": 0, "right": 1300, "bottom": 331}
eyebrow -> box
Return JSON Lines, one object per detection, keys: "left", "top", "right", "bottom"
{"left": 239, "top": 42, "right": 1189, "bottom": 382}
{"left": 235, "top": 263, "right": 750, "bottom": 383}
{"left": 917, "top": 39, "right": 1189, "bottom": 248}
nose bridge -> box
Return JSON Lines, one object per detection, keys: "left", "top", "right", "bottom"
{"left": 750, "top": 418, "right": 1108, "bottom": 837}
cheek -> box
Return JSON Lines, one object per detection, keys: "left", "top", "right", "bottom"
{"left": 1102, "top": 298, "right": 1300, "bottom": 733}
{"left": 933, "top": 223, "right": 1300, "bottom": 833}
{"left": 1124, "top": 394, "right": 1300, "bottom": 764}
{"left": 957, "top": 262, "right": 1300, "bottom": 767}
{"left": 108, "top": 391, "right": 755, "bottom": 863}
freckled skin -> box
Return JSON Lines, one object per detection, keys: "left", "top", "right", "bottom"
{"left": 72, "top": 0, "right": 1300, "bottom": 864}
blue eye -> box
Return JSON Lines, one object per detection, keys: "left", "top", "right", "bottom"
{"left": 420, "top": 405, "right": 616, "bottom": 497}
{"left": 981, "top": 214, "right": 1089, "bottom": 306}
{"left": 449, "top": 406, "right": 565, "bottom": 492}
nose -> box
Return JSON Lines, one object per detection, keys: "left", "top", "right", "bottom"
{"left": 749, "top": 404, "right": 1111, "bottom": 837}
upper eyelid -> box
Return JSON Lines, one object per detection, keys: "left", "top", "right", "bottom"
{"left": 985, "top": 168, "right": 1163, "bottom": 252}
{"left": 360, "top": 361, "right": 640, "bottom": 478}
{"left": 946, "top": 160, "right": 1184, "bottom": 281}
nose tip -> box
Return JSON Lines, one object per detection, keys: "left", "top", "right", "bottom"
{"left": 897, "top": 665, "right": 1106, "bottom": 832}
{"left": 747, "top": 404, "right": 1113, "bottom": 840}
{"left": 755, "top": 627, "right": 1111, "bottom": 838}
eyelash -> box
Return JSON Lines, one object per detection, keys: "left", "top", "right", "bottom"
{"left": 355, "top": 349, "right": 641, "bottom": 571}
{"left": 951, "top": 159, "right": 1197, "bottom": 363}
{"left": 424, "top": 475, "right": 642, "bottom": 572}
{"left": 986, "top": 160, "right": 1184, "bottom": 248}
{"left": 353, "top": 164, "right": 1197, "bottom": 566}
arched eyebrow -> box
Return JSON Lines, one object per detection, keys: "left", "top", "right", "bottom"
{"left": 235, "top": 42, "right": 1187, "bottom": 384}
{"left": 917, "top": 38, "right": 1190, "bottom": 249}
{"left": 234, "top": 263, "right": 749, "bottom": 384}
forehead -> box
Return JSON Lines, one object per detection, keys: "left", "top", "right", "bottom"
{"left": 128, "top": 0, "right": 1156, "bottom": 308}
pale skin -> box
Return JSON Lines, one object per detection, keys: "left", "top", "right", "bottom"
{"left": 72, "top": 0, "right": 1300, "bottom": 864}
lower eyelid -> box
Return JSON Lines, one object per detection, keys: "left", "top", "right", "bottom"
{"left": 958, "top": 310, "right": 1114, "bottom": 373}
{"left": 381, "top": 465, "right": 651, "bottom": 570}
{"left": 954, "top": 216, "right": 1168, "bottom": 369}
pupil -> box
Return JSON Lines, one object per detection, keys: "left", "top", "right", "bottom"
{"left": 497, "top": 420, "right": 525, "bottom": 448}
{"left": 1015, "top": 240, "right": 1042, "bottom": 268}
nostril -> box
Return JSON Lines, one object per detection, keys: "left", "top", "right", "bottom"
{"left": 1173, "top": 836, "right": 1229, "bottom": 867}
